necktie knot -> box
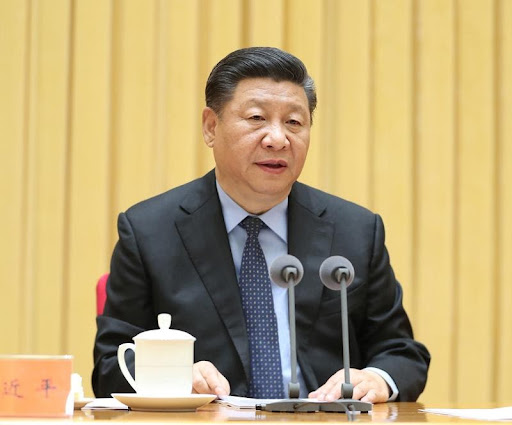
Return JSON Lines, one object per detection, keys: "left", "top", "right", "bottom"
{"left": 240, "top": 216, "right": 264, "bottom": 238}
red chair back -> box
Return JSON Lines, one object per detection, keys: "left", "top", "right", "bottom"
{"left": 96, "top": 273, "right": 109, "bottom": 315}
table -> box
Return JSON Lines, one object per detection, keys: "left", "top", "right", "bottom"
{"left": 0, "top": 402, "right": 509, "bottom": 424}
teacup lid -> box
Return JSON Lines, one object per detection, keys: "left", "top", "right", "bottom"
{"left": 133, "top": 313, "right": 196, "bottom": 341}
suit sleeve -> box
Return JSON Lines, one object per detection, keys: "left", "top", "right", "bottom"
{"left": 92, "top": 212, "right": 156, "bottom": 397}
{"left": 360, "top": 214, "right": 430, "bottom": 401}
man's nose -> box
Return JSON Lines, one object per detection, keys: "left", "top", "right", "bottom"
{"left": 261, "top": 123, "right": 289, "bottom": 149}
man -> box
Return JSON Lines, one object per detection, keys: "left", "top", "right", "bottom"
{"left": 93, "top": 47, "right": 430, "bottom": 403}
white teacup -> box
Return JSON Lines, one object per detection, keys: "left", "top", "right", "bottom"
{"left": 117, "top": 313, "right": 196, "bottom": 397}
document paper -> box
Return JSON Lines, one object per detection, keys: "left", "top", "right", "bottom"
{"left": 421, "top": 406, "right": 512, "bottom": 421}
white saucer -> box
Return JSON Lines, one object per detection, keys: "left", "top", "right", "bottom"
{"left": 111, "top": 393, "right": 216, "bottom": 412}
{"left": 74, "top": 397, "right": 95, "bottom": 410}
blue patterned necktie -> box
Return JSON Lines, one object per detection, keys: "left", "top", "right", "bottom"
{"left": 239, "top": 216, "right": 284, "bottom": 399}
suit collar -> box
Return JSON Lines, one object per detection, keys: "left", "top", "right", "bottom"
{"left": 179, "top": 171, "right": 329, "bottom": 222}
{"left": 179, "top": 169, "right": 218, "bottom": 214}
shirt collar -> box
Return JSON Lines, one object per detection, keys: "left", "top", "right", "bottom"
{"left": 216, "top": 181, "right": 288, "bottom": 243}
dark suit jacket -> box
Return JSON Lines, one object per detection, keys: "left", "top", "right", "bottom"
{"left": 93, "top": 170, "right": 430, "bottom": 400}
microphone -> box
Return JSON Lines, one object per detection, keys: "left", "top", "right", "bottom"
{"left": 269, "top": 255, "right": 303, "bottom": 399}
{"left": 318, "top": 256, "right": 372, "bottom": 414}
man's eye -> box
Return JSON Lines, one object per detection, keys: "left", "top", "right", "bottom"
{"left": 288, "top": 119, "right": 301, "bottom": 126}
{"left": 249, "top": 115, "right": 264, "bottom": 121}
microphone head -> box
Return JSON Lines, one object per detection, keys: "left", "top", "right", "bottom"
{"left": 269, "top": 255, "right": 304, "bottom": 288}
{"left": 319, "top": 256, "right": 355, "bottom": 291}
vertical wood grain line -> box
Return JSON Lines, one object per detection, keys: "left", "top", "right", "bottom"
{"left": 320, "top": 0, "right": 335, "bottom": 193}
{"left": 241, "top": 0, "right": 249, "bottom": 47}
{"left": 197, "top": 0, "right": 210, "bottom": 168}
{"left": 282, "top": 0, "right": 289, "bottom": 51}
{"left": 108, "top": 1, "right": 121, "bottom": 247}
{"left": 365, "top": 0, "right": 372, "bottom": 206}
{"left": 368, "top": 0, "right": 375, "bottom": 210}
{"left": 452, "top": 0, "right": 460, "bottom": 402}
{"left": 153, "top": 0, "right": 166, "bottom": 191}
{"left": 22, "top": 0, "right": 39, "bottom": 352}
{"left": 491, "top": 0, "right": 501, "bottom": 403}
{"left": 411, "top": 0, "right": 419, "bottom": 320}
{"left": 61, "top": 0, "right": 77, "bottom": 353}
{"left": 194, "top": 1, "right": 204, "bottom": 178}
{"left": 20, "top": 0, "right": 34, "bottom": 352}
{"left": 104, "top": 0, "right": 114, "bottom": 253}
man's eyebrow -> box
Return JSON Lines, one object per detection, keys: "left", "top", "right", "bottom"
{"left": 241, "top": 98, "right": 308, "bottom": 113}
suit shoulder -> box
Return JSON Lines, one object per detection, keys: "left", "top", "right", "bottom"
{"left": 123, "top": 171, "right": 216, "bottom": 223}
{"left": 293, "top": 181, "right": 376, "bottom": 221}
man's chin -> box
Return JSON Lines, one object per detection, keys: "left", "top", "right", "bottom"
{"left": 251, "top": 184, "right": 293, "bottom": 200}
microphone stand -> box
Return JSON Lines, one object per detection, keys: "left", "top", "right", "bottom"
{"left": 319, "top": 267, "right": 372, "bottom": 414}
{"left": 258, "top": 256, "right": 371, "bottom": 414}
{"left": 285, "top": 266, "right": 300, "bottom": 399}
{"left": 259, "top": 267, "right": 319, "bottom": 412}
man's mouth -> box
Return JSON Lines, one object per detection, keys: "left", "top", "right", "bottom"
{"left": 256, "top": 160, "right": 288, "bottom": 169}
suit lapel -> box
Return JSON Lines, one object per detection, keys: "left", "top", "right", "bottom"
{"left": 288, "top": 183, "right": 334, "bottom": 390}
{"left": 175, "top": 172, "right": 251, "bottom": 382}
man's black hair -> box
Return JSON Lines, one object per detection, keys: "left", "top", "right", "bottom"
{"left": 205, "top": 47, "right": 317, "bottom": 121}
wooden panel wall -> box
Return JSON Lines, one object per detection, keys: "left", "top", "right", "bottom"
{"left": 0, "top": 0, "right": 511, "bottom": 404}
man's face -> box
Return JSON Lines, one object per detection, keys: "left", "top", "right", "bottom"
{"left": 202, "top": 77, "right": 311, "bottom": 214}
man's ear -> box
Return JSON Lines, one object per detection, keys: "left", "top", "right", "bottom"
{"left": 202, "top": 107, "right": 218, "bottom": 148}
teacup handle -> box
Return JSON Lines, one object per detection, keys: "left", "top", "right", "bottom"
{"left": 117, "top": 343, "right": 137, "bottom": 392}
